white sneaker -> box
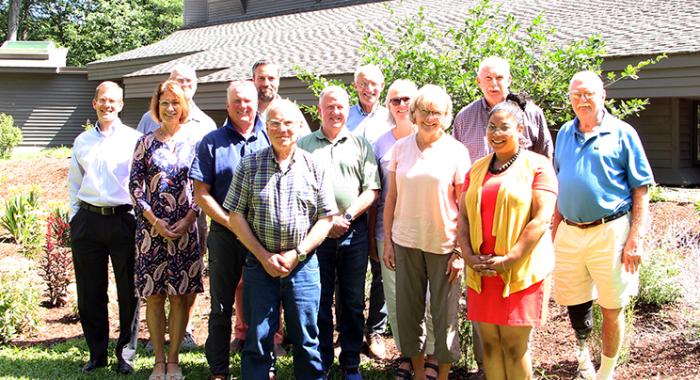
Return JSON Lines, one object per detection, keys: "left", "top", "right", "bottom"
{"left": 576, "top": 347, "right": 596, "bottom": 380}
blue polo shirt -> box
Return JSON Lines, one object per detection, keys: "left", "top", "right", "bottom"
{"left": 554, "top": 112, "right": 654, "bottom": 223}
{"left": 190, "top": 116, "right": 269, "bottom": 208}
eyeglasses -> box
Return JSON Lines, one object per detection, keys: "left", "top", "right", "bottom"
{"left": 389, "top": 97, "right": 411, "bottom": 106}
{"left": 570, "top": 91, "right": 597, "bottom": 100}
{"left": 95, "top": 98, "right": 120, "bottom": 106}
{"left": 487, "top": 124, "right": 516, "bottom": 133}
{"left": 267, "top": 120, "right": 298, "bottom": 129}
{"left": 419, "top": 108, "right": 444, "bottom": 118}
{"left": 159, "top": 100, "right": 182, "bottom": 108}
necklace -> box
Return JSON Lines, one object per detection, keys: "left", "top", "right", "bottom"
{"left": 489, "top": 150, "right": 520, "bottom": 174}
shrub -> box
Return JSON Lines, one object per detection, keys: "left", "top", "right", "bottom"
{"left": 637, "top": 249, "right": 682, "bottom": 307}
{"left": 590, "top": 301, "right": 635, "bottom": 365}
{"left": 0, "top": 271, "right": 40, "bottom": 343}
{"left": 695, "top": 199, "right": 700, "bottom": 216}
{"left": 0, "top": 113, "right": 22, "bottom": 159}
{"left": 0, "top": 190, "right": 44, "bottom": 257}
{"left": 40, "top": 208, "right": 73, "bottom": 307}
{"left": 648, "top": 184, "right": 668, "bottom": 202}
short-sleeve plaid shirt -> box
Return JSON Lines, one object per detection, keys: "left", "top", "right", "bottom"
{"left": 223, "top": 146, "right": 338, "bottom": 253}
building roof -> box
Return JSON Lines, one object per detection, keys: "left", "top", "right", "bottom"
{"left": 88, "top": 0, "right": 700, "bottom": 83}
{"left": 0, "top": 40, "right": 69, "bottom": 70}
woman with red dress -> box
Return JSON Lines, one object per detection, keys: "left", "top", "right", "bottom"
{"left": 458, "top": 94, "right": 558, "bottom": 380}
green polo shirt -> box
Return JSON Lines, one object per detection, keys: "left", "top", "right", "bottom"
{"left": 297, "top": 127, "right": 380, "bottom": 213}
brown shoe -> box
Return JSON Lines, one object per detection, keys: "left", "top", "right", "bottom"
{"left": 366, "top": 333, "right": 386, "bottom": 359}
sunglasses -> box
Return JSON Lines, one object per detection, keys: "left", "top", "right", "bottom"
{"left": 389, "top": 96, "right": 411, "bottom": 106}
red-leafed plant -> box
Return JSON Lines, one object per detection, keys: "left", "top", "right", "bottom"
{"left": 40, "top": 208, "right": 72, "bottom": 307}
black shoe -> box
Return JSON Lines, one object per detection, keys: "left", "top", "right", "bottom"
{"left": 115, "top": 359, "right": 134, "bottom": 375}
{"left": 80, "top": 358, "right": 107, "bottom": 373}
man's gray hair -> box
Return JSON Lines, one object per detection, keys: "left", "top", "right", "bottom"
{"left": 569, "top": 70, "right": 605, "bottom": 92}
{"left": 227, "top": 80, "right": 258, "bottom": 104}
{"left": 264, "top": 99, "right": 305, "bottom": 124}
{"left": 319, "top": 85, "right": 350, "bottom": 105}
{"left": 353, "top": 64, "right": 385, "bottom": 83}
{"left": 478, "top": 56, "right": 510, "bottom": 76}
{"left": 169, "top": 63, "right": 197, "bottom": 80}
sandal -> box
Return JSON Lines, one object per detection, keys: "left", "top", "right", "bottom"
{"left": 166, "top": 362, "right": 185, "bottom": 380}
{"left": 396, "top": 357, "right": 413, "bottom": 380}
{"left": 424, "top": 360, "right": 439, "bottom": 380}
{"left": 148, "top": 362, "right": 167, "bottom": 380}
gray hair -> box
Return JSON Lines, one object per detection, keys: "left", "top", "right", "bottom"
{"left": 169, "top": 63, "right": 197, "bottom": 81}
{"left": 569, "top": 70, "right": 605, "bottom": 92}
{"left": 353, "top": 63, "right": 385, "bottom": 83}
{"left": 409, "top": 84, "right": 453, "bottom": 128}
{"left": 264, "top": 98, "right": 305, "bottom": 124}
{"left": 226, "top": 80, "right": 258, "bottom": 104}
{"left": 318, "top": 85, "right": 350, "bottom": 105}
{"left": 385, "top": 79, "right": 418, "bottom": 124}
{"left": 478, "top": 56, "right": 510, "bottom": 76}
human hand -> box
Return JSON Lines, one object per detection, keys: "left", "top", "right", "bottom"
{"left": 278, "top": 250, "right": 300, "bottom": 278}
{"left": 328, "top": 215, "right": 350, "bottom": 239}
{"left": 153, "top": 218, "right": 179, "bottom": 240}
{"left": 446, "top": 253, "right": 464, "bottom": 284}
{"left": 170, "top": 214, "right": 195, "bottom": 237}
{"left": 383, "top": 241, "right": 396, "bottom": 271}
{"left": 466, "top": 254, "right": 498, "bottom": 277}
{"left": 483, "top": 255, "right": 509, "bottom": 275}
{"left": 622, "top": 237, "right": 643, "bottom": 274}
{"left": 261, "top": 253, "right": 291, "bottom": 278}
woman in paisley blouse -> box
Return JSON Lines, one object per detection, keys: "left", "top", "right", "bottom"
{"left": 129, "top": 80, "right": 202, "bottom": 380}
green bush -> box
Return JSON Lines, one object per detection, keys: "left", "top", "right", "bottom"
{"left": 0, "top": 190, "right": 44, "bottom": 257}
{"left": 0, "top": 113, "right": 22, "bottom": 159}
{"left": 0, "top": 271, "right": 40, "bottom": 343}
{"left": 637, "top": 249, "right": 682, "bottom": 307}
{"left": 648, "top": 184, "right": 668, "bottom": 202}
{"left": 694, "top": 199, "right": 700, "bottom": 216}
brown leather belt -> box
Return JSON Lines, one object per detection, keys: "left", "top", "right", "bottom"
{"left": 79, "top": 201, "right": 132, "bottom": 216}
{"left": 564, "top": 210, "right": 628, "bottom": 229}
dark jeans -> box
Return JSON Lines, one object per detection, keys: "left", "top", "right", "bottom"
{"left": 205, "top": 222, "right": 246, "bottom": 376}
{"left": 365, "top": 257, "right": 388, "bottom": 334}
{"left": 70, "top": 208, "right": 139, "bottom": 365}
{"left": 317, "top": 216, "right": 369, "bottom": 370}
{"left": 241, "top": 253, "right": 324, "bottom": 380}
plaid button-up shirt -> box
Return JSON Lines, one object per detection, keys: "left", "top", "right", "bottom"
{"left": 452, "top": 98, "right": 553, "bottom": 163}
{"left": 223, "top": 146, "right": 338, "bottom": 253}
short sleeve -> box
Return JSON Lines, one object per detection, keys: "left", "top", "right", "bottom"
{"left": 315, "top": 160, "right": 339, "bottom": 218}
{"left": 189, "top": 134, "right": 213, "bottom": 184}
{"left": 223, "top": 156, "right": 251, "bottom": 214}
{"left": 461, "top": 167, "right": 473, "bottom": 193}
{"left": 622, "top": 127, "right": 654, "bottom": 189}
{"left": 388, "top": 139, "right": 399, "bottom": 172}
{"left": 360, "top": 137, "right": 381, "bottom": 192}
{"left": 453, "top": 143, "right": 471, "bottom": 186}
{"left": 532, "top": 158, "right": 558, "bottom": 194}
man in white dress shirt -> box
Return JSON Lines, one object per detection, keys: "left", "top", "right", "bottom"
{"left": 68, "top": 81, "right": 141, "bottom": 375}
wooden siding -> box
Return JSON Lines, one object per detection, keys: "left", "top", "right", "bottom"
{"left": 208, "top": 0, "right": 244, "bottom": 23}
{"left": 87, "top": 53, "right": 190, "bottom": 81}
{"left": 123, "top": 69, "right": 220, "bottom": 99}
{"left": 185, "top": 0, "right": 208, "bottom": 25}
{"left": 0, "top": 72, "right": 97, "bottom": 148}
{"left": 604, "top": 53, "right": 700, "bottom": 98}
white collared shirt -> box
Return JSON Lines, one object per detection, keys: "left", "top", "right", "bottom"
{"left": 67, "top": 119, "right": 142, "bottom": 219}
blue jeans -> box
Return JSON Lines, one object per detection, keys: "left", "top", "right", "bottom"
{"left": 241, "top": 253, "right": 324, "bottom": 380}
{"left": 317, "top": 216, "right": 369, "bottom": 370}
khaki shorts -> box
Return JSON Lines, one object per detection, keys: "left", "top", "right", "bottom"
{"left": 553, "top": 214, "right": 638, "bottom": 309}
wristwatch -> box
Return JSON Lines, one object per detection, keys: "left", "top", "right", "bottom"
{"left": 295, "top": 247, "right": 307, "bottom": 262}
{"left": 343, "top": 212, "right": 353, "bottom": 222}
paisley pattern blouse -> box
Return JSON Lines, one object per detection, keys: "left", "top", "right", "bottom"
{"left": 129, "top": 132, "right": 202, "bottom": 297}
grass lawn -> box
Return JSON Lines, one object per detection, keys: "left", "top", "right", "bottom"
{"left": 0, "top": 339, "right": 396, "bottom": 379}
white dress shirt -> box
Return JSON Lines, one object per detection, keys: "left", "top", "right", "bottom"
{"left": 68, "top": 120, "right": 142, "bottom": 219}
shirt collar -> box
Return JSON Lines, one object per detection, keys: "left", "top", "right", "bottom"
{"left": 224, "top": 115, "right": 266, "bottom": 140}
{"left": 94, "top": 119, "right": 123, "bottom": 137}
{"left": 354, "top": 103, "right": 378, "bottom": 117}
{"left": 313, "top": 126, "right": 350, "bottom": 143}
{"left": 572, "top": 110, "right": 614, "bottom": 137}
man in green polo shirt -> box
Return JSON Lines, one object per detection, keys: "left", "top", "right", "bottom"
{"left": 297, "top": 86, "right": 380, "bottom": 380}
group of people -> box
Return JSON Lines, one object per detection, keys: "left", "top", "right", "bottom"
{"left": 68, "top": 56, "right": 653, "bottom": 380}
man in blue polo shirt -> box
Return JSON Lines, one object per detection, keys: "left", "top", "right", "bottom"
{"left": 189, "top": 80, "right": 270, "bottom": 380}
{"left": 552, "top": 71, "right": 653, "bottom": 380}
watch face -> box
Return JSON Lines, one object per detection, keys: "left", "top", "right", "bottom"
{"left": 343, "top": 213, "right": 352, "bottom": 221}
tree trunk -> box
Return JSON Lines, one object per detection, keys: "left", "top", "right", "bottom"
{"left": 6, "top": 0, "right": 22, "bottom": 41}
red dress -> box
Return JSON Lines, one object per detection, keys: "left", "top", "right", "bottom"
{"left": 463, "top": 162, "right": 556, "bottom": 327}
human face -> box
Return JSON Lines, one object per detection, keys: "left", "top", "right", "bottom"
{"left": 170, "top": 69, "right": 197, "bottom": 101}
{"left": 319, "top": 92, "right": 349, "bottom": 134}
{"left": 387, "top": 88, "right": 412, "bottom": 124}
{"left": 477, "top": 64, "right": 512, "bottom": 107}
{"left": 570, "top": 79, "right": 606, "bottom": 121}
{"left": 413, "top": 99, "right": 447, "bottom": 137}
{"left": 266, "top": 108, "right": 300, "bottom": 151}
{"left": 354, "top": 72, "right": 384, "bottom": 111}
{"left": 158, "top": 90, "right": 184, "bottom": 125}
{"left": 92, "top": 86, "right": 124, "bottom": 125}
{"left": 226, "top": 86, "right": 258, "bottom": 129}
{"left": 486, "top": 110, "right": 523, "bottom": 156}
{"left": 253, "top": 64, "right": 280, "bottom": 103}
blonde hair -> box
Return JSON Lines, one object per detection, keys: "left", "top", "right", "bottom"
{"left": 409, "top": 84, "right": 453, "bottom": 128}
{"left": 150, "top": 80, "right": 190, "bottom": 124}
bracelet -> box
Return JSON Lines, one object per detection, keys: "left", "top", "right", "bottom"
{"left": 452, "top": 250, "right": 462, "bottom": 259}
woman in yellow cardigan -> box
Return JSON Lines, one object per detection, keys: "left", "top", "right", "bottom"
{"left": 457, "top": 94, "right": 558, "bottom": 380}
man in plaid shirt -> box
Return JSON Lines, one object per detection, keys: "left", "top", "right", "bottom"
{"left": 224, "top": 99, "right": 337, "bottom": 380}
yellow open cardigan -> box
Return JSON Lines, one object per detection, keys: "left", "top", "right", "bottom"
{"left": 464, "top": 151, "right": 554, "bottom": 297}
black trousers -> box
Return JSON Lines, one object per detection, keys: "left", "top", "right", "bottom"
{"left": 205, "top": 222, "right": 246, "bottom": 376}
{"left": 70, "top": 208, "right": 139, "bottom": 364}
